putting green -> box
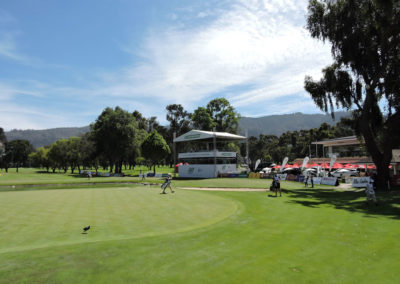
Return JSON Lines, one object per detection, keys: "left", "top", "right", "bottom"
{"left": 0, "top": 186, "right": 238, "bottom": 254}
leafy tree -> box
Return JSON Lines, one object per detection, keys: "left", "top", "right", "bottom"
{"left": 245, "top": 117, "right": 356, "bottom": 165}
{"left": 165, "top": 104, "right": 192, "bottom": 167}
{"left": 0, "top": 127, "right": 6, "bottom": 145}
{"left": 4, "top": 140, "right": 34, "bottom": 172}
{"left": 65, "top": 137, "right": 82, "bottom": 174}
{"left": 29, "top": 146, "right": 51, "bottom": 172}
{"left": 191, "top": 98, "right": 240, "bottom": 133}
{"left": 166, "top": 104, "right": 192, "bottom": 136}
{"left": 304, "top": 0, "right": 400, "bottom": 188}
{"left": 78, "top": 133, "right": 97, "bottom": 171}
{"left": 132, "top": 110, "right": 148, "bottom": 130}
{"left": 141, "top": 130, "right": 170, "bottom": 174}
{"left": 207, "top": 98, "right": 240, "bottom": 133}
{"left": 0, "top": 127, "right": 6, "bottom": 169}
{"left": 91, "top": 107, "right": 141, "bottom": 173}
{"left": 48, "top": 139, "right": 69, "bottom": 173}
{"left": 191, "top": 107, "right": 215, "bottom": 131}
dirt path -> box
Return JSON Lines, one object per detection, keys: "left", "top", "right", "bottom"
{"left": 179, "top": 187, "right": 269, "bottom": 192}
{"left": 337, "top": 183, "right": 353, "bottom": 190}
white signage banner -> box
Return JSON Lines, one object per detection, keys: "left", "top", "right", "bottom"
{"left": 276, "top": 174, "right": 287, "bottom": 181}
{"left": 178, "top": 151, "right": 236, "bottom": 159}
{"left": 179, "top": 165, "right": 215, "bottom": 178}
{"left": 321, "top": 177, "right": 337, "bottom": 186}
{"left": 301, "top": 156, "right": 309, "bottom": 169}
{"left": 280, "top": 157, "right": 289, "bottom": 172}
{"left": 352, "top": 177, "right": 371, "bottom": 188}
{"left": 329, "top": 155, "right": 337, "bottom": 171}
{"left": 392, "top": 149, "right": 400, "bottom": 162}
{"left": 313, "top": 177, "right": 322, "bottom": 184}
{"left": 179, "top": 164, "right": 237, "bottom": 178}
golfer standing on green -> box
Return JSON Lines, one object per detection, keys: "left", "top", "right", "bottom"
{"left": 161, "top": 174, "right": 174, "bottom": 194}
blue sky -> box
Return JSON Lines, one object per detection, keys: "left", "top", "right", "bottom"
{"left": 0, "top": 0, "right": 333, "bottom": 130}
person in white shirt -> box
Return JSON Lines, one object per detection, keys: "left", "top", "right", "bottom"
{"left": 365, "top": 179, "right": 378, "bottom": 206}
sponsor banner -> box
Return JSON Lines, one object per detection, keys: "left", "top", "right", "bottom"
{"left": 178, "top": 151, "right": 236, "bottom": 159}
{"left": 255, "top": 159, "right": 261, "bottom": 171}
{"left": 277, "top": 173, "right": 287, "bottom": 180}
{"left": 179, "top": 165, "right": 215, "bottom": 178}
{"left": 249, "top": 172, "right": 261, "bottom": 179}
{"left": 313, "top": 177, "right": 322, "bottom": 184}
{"left": 352, "top": 177, "right": 371, "bottom": 188}
{"left": 321, "top": 177, "right": 337, "bottom": 186}
{"left": 287, "top": 174, "right": 297, "bottom": 181}
{"left": 179, "top": 164, "right": 236, "bottom": 178}
{"left": 393, "top": 149, "right": 400, "bottom": 162}
{"left": 217, "top": 164, "right": 237, "bottom": 173}
{"left": 296, "top": 175, "right": 305, "bottom": 182}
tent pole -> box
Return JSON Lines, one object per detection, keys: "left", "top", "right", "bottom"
{"left": 246, "top": 129, "right": 249, "bottom": 164}
{"left": 213, "top": 127, "right": 217, "bottom": 178}
{"left": 173, "top": 132, "right": 176, "bottom": 178}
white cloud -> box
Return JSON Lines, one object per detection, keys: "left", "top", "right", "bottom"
{"left": 101, "top": 0, "right": 331, "bottom": 110}
{"left": 0, "top": 32, "right": 26, "bottom": 62}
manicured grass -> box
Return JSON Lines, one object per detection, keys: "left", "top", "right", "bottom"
{"left": 0, "top": 181, "right": 399, "bottom": 283}
{"left": 0, "top": 167, "right": 174, "bottom": 186}
{"left": 0, "top": 168, "right": 334, "bottom": 191}
{"left": 0, "top": 186, "right": 236, "bottom": 254}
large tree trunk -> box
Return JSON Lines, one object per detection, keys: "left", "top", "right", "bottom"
{"left": 358, "top": 91, "right": 392, "bottom": 190}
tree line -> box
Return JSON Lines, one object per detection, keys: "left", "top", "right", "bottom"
{"left": 0, "top": 101, "right": 355, "bottom": 175}
{"left": 244, "top": 119, "right": 355, "bottom": 166}
{"left": 0, "top": 98, "right": 241, "bottom": 174}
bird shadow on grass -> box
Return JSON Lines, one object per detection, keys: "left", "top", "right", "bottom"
{"left": 284, "top": 188, "right": 400, "bottom": 220}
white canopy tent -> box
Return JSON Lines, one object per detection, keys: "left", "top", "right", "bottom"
{"left": 173, "top": 130, "right": 246, "bottom": 143}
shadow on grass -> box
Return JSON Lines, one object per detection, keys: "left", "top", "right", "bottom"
{"left": 284, "top": 187, "right": 400, "bottom": 220}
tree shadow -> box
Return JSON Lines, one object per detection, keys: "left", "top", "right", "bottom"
{"left": 35, "top": 170, "right": 62, "bottom": 174}
{"left": 284, "top": 187, "right": 400, "bottom": 220}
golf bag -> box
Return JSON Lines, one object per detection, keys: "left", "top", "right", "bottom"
{"left": 161, "top": 179, "right": 171, "bottom": 190}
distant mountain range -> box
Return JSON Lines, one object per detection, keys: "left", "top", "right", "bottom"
{"left": 4, "top": 112, "right": 349, "bottom": 148}
{"left": 238, "top": 111, "right": 349, "bottom": 137}
{"left": 5, "top": 126, "right": 90, "bottom": 149}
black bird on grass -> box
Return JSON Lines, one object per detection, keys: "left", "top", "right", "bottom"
{"left": 83, "top": 225, "right": 91, "bottom": 233}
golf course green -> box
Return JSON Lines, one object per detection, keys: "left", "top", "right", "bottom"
{"left": 0, "top": 171, "right": 399, "bottom": 283}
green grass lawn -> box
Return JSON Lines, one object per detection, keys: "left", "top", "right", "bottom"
{"left": 0, "top": 178, "right": 399, "bottom": 283}
{"left": 0, "top": 167, "right": 329, "bottom": 190}
{"left": 0, "top": 166, "right": 174, "bottom": 186}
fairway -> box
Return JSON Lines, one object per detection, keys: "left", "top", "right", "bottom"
{"left": 0, "top": 183, "right": 399, "bottom": 283}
